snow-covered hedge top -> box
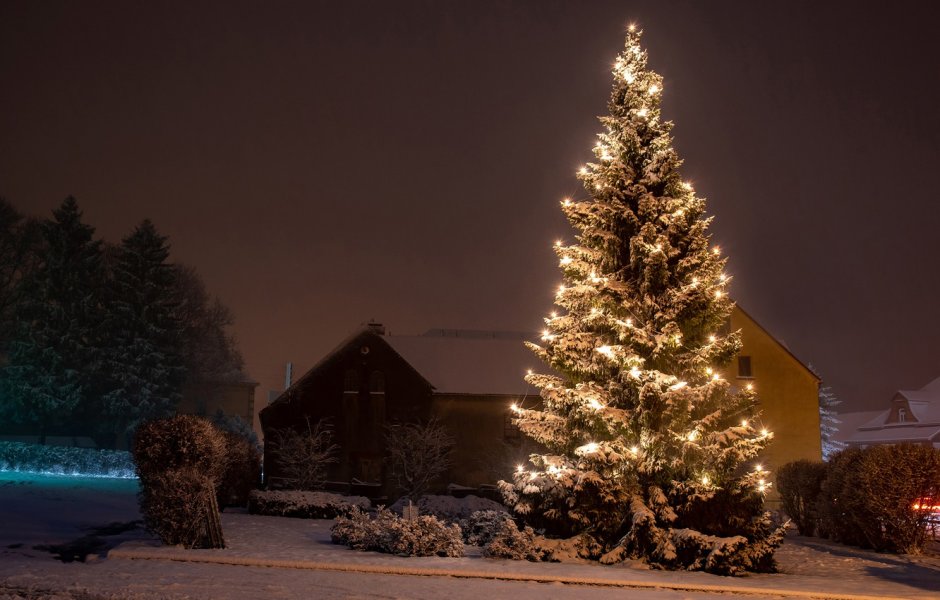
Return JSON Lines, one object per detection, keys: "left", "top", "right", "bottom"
{"left": 389, "top": 494, "right": 508, "bottom": 522}
{"left": 0, "top": 441, "right": 135, "bottom": 478}
{"left": 250, "top": 489, "right": 370, "bottom": 511}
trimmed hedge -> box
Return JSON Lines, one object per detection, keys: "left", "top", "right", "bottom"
{"left": 0, "top": 441, "right": 134, "bottom": 477}
{"left": 248, "top": 489, "right": 370, "bottom": 519}
{"left": 776, "top": 459, "right": 827, "bottom": 536}
{"left": 132, "top": 416, "right": 228, "bottom": 548}
{"left": 781, "top": 444, "right": 940, "bottom": 554}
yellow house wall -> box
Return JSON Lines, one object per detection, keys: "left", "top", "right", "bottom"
{"left": 722, "top": 308, "right": 821, "bottom": 503}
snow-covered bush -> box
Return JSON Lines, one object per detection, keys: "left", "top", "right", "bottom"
{"left": 481, "top": 518, "right": 545, "bottom": 561}
{"left": 133, "top": 415, "right": 227, "bottom": 481}
{"left": 0, "top": 441, "right": 134, "bottom": 477}
{"left": 389, "top": 494, "right": 507, "bottom": 522}
{"left": 248, "top": 489, "right": 369, "bottom": 519}
{"left": 460, "top": 509, "right": 515, "bottom": 546}
{"left": 331, "top": 507, "right": 464, "bottom": 557}
{"left": 217, "top": 431, "right": 261, "bottom": 508}
{"left": 132, "top": 415, "right": 227, "bottom": 548}
{"left": 138, "top": 467, "right": 218, "bottom": 548}
{"left": 818, "top": 445, "right": 940, "bottom": 553}
{"left": 776, "top": 459, "right": 826, "bottom": 536}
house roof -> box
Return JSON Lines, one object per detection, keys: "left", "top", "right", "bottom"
{"left": 846, "top": 423, "right": 940, "bottom": 445}
{"left": 383, "top": 329, "right": 540, "bottom": 396}
{"left": 843, "top": 374, "right": 940, "bottom": 446}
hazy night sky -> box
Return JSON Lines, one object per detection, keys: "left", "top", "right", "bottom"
{"left": 2, "top": 1, "right": 939, "bottom": 417}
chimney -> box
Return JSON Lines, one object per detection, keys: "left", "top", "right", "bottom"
{"left": 365, "top": 319, "right": 386, "bottom": 335}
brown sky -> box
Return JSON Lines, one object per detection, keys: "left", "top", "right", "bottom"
{"left": 2, "top": 0, "right": 939, "bottom": 418}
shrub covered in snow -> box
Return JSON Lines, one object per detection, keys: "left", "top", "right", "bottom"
{"left": 132, "top": 415, "right": 227, "bottom": 548}
{"left": 818, "top": 445, "right": 940, "bottom": 554}
{"left": 460, "top": 509, "right": 515, "bottom": 546}
{"left": 0, "top": 441, "right": 134, "bottom": 477}
{"left": 480, "top": 518, "right": 545, "bottom": 561}
{"left": 331, "top": 507, "right": 464, "bottom": 557}
{"left": 776, "top": 459, "right": 827, "bottom": 536}
{"left": 138, "top": 466, "right": 219, "bottom": 548}
{"left": 133, "top": 415, "right": 227, "bottom": 481}
{"left": 248, "top": 489, "right": 369, "bottom": 519}
{"left": 217, "top": 431, "right": 261, "bottom": 508}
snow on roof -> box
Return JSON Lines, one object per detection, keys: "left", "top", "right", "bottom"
{"left": 846, "top": 424, "right": 940, "bottom": 445}
{"left": 382, "top": 329, "right": 541, "bottom": 396}
{"left": 832, "top": 410, "right": 886, "bottom": 442}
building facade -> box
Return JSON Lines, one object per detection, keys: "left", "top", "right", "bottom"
{"left": 261, "top": 309, "right": 821, "bottom": 502}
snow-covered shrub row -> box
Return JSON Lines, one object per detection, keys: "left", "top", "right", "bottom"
{"left": 816, "top": 445, "right": 940, "bottom": 554}
{"left": 331, "top": 507, "right": 464, "bottom": 557}
{"left": 248, "top": 489, "right": 369, "bottom": 519}
{"left": 388, "top": 494, "right": 507, "bottom": 522}
{"left": 0, "top": 441, "right": 135, "bottom": 478}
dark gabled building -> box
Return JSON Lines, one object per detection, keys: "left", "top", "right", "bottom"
{"left": 260, "top": 323, "right": 538, "bottom": 497}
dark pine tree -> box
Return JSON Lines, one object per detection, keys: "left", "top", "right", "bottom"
{"left": 102, "top": 219, "right": 185, "bottom": 448}
{"left": 499, "top": 29, "right": 784, "bottom": 575}
{"left": 2, "top": 197, "right": 106, "bottom": 443}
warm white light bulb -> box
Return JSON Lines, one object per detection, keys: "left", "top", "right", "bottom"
{"left": 560, "top": 256, "right": 572, "bottom": 266}
{"left": 510, "top": 403, "right": 518, "bottom": 412}
{"left": 516, "top": 464, "right": 524, "bottom": 473}
{"left": 630, "top": 445, "right": 639, "bottom": 454}
{"left": 578, "top": 166, "right": 588, "bottom": 176}
{"left": 596, "top": 345, "right": 613, "bottom": 357}
{"left": 741, "top": 419, "right": 748, "bottom": 428}
{"left": 714, "top": 290, "right": 723, "bottom": 299}
{"left": 648, "top": 84, "right": 659, "bottom": 95}
{"left": 709, "top": 335, "right": 716, "bottom": 343}
{"left": 761, "top": 428, "right": 769, "bottom": 437}
{"left": 746, "top": 383, "right": 754, "bottom": 391}
{"left": 630, "top": 367, "right": 641, "bottom": 378}
{"left": 636, "top": 107, "right": 649, "bottom": 118}
{"left": 687, "top": 430, "right": 698, "bottom": 442}
{"left": 526, "top": 369, "right": 533, "bottom": 376}
{"left": 701, "top": 475, "right": 710, "bottom": 485}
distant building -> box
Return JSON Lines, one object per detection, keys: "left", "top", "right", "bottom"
{"left": 178, "top": 376, "right": 258, "bottom": 427}
{"left": 842, "top": 376, "right": 940, "bottom": 448}
{"left": 260, "top": 308, "right": 821, "bottom": 502}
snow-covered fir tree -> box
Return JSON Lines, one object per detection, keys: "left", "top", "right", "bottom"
{"left": 499, "top": 28, "right": 784, "bottom": 575}
{"left": 101, "top": 219, "right": 185, "bottom": 447}
{"left": 1, "top": 197, "right": 106, "bottom": 443}
{"left": 812, "top": 368, "right": 845, "bottom": 460}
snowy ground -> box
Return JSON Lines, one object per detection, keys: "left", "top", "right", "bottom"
{"left": 1, "top": 473, "right": 938, "bottom": 600}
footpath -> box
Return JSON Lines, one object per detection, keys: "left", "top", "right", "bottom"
{"left": 108, "top": 512, "right": 940, "bottom": 600}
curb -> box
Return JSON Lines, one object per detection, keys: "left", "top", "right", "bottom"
{"left": 107, "top": 547, "right": 915, "bottom": 600}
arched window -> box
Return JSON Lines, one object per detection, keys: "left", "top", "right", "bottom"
{"left": 369, "top": 371, "right": 386, "bottom": 394}
{"left": 344, "top": 369, "right": 359, "bottom": 393}
{"left": 898, "top": 407, "right": 907, "bottom": 423}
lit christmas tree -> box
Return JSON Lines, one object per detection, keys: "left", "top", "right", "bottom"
{"left": 500, "top": 27, "right": 784, "bottom": 575}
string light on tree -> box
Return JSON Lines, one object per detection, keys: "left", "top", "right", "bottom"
{"left": 499, "top": 24, "right": 782, "bottom": 575}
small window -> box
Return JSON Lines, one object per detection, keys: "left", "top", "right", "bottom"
{"left": 504, "top": 410, "right": 521, "bottom": 441}
{"left": 898, "top": 407, "right": 907, "bottom": 423}
{"left": 344, "top": 369, "right": 359, "bottom": 392}
{"left": 737, "top": 356, "right": 753, "bottom": 378}
{"left": 369, "top": 371, "right": 385, "bottom": 394}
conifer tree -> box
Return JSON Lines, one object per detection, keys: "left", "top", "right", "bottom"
{"left": 500, "top": 28, "right": 784, "bottom": 575}
{"left": 2, "top": 197, "right": 106, "bottom": 443}
{"left": 817, "top": 380, "right": 844, "bottom": 461}
{"left": 102, "top": 219, "right": 185, "bottom": 447}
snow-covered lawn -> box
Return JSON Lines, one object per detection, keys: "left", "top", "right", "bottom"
{"left": 1, "top": 472, "right": 938, "bottom": 600}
